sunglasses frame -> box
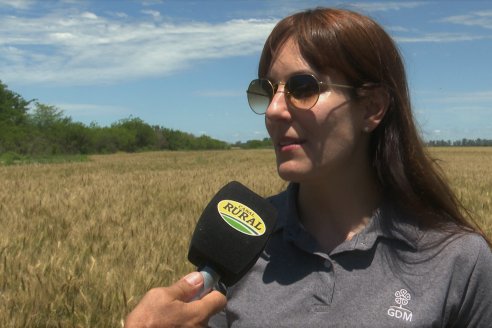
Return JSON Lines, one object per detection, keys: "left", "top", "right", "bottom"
{"left": 247, "top": 73, "right": 354, "bottom": 115}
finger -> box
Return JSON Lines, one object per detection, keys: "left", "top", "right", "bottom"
{"left": 193, "top": 290, "right": 227, "bottom": 316}
{"left": 165, "top": 272, "right": 204, "bottom": 301}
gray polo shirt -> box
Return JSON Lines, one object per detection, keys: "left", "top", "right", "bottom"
{"left": 209, "top": 183, "right": 492, "bottom": 327}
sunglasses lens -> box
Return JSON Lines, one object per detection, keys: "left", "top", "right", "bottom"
{"left": 247, "top": 79, "right": 273, "bottom": 114}
{"left": 246, "top": 75, "right": 321, "bottom": 114}
{"left": 286, "top": 75, "right": 320, "bottom": 110}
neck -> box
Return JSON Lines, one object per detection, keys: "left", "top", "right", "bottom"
{"left": 297, "top": 161, "right": 381, "bottom": 253}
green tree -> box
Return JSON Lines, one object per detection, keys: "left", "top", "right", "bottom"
{"left": 236, "top": 137, "right": 272, "bottom": 149}
{"left": 0, "top": 81, "right": 232, "bottom": 155}
{"left": 111, "top": 117, "right": 157, "bottom": 151}
{"left": 0, "top": 80, "right": 32, "bottom": 125}
{"left": 0, "top": 81, "right": 33, "bottom": 153}
{"left": 29, "top": 102, "right": 67, "bottom": 128}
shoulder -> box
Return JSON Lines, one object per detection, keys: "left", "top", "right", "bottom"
{"left": 446, "top": 232, "right": 491, "bottom": 256}
{"left": 419, "top": 228, "right": 490, "bottom": 259}
{"left": 435, "top": 232, "right": 492, "bottom": 278}
{"left": 382, "top": 219, "right": 492, "bottom": 325}
{"left": 443, "top": 232, "right": 492, "bottom": 326}
{"left": 414, "top": 230, "right": 492, "bottom": 295}
{"left": 447, "top": 232, "right": 492, "bottom": 271}
{"left": 379, "top": 202, "right": 490, "bottom": 261}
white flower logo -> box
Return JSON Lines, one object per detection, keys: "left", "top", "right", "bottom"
{"left": 388, "top": 288, "right": 413, "bottom": 322}
{"left": 394, "top": 289, "right": 411, "bottom": 307}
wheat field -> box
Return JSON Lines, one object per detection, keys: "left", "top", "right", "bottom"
{"left": 0, "top": 148, "right": 491, "bottom": 327}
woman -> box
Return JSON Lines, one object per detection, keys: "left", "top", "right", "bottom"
{"left": 126, "top": 8, "right": 492, "bottom": 327}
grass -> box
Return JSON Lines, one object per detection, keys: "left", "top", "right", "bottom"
{"left": 0, "top": 152, "right": 89, "bottom": 166}
{"left": 0, "top": 148, "right": 490, "bottom": 326}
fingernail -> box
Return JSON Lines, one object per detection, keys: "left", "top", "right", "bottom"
{"left": 184, "top": 272, "right": 203, "bottom": 286}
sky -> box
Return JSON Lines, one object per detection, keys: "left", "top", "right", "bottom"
{"left": 0, "top": 0, "right": 491, "bottom": 143}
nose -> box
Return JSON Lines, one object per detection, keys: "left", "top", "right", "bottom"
{"left": 265, "top": 84, "right": 292, "bottom": 121}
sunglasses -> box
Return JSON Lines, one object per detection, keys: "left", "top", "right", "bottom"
{"left": 246, "top": 74, "right": 354, "bottom": 115}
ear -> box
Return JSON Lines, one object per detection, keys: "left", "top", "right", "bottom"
{"left": 359, "top": 86, "right": 390, "bottom": 133}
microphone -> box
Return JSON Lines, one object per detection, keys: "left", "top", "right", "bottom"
{"left": 188, "top": 181, "right": 278, "bottom": 299}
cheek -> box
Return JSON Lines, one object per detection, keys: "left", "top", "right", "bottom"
{"left": 315, "top": 100, "right": 362, "bottom": 137}
{"left": 312, "top": 109, "right": 363, "bottom": 159}
{"left": 319, "top": 121, "right": 359, "bottom": 154}
{"left": 265, "top": 117, "right": 275, "bottom": 138}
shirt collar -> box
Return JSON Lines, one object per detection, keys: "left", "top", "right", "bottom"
{"left": 350, "top": 203, "right": 420, "bottom": 252}
{"left": 269, "top": 183, "right": 299, "bottom": 234}
{"left": 268, "top": 183, "right": 420, "bottom": 254}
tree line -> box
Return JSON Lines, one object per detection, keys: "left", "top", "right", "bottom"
{"left": 1, "top": 80, "right": 231, "bottom": 156}
{"left": 426, "top": 139, "right": 492, "bottom": 147}
{"left": 233, "top": 138, "right": 272, "bottom": 149}
{"left": 6, "top": 79, "right": 488, "bottom": 157}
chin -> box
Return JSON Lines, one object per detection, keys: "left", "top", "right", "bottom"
{"left": 276, "top": 161, "right": 311, "bottom": 183}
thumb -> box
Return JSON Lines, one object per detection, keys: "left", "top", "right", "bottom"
{"left": 166, "top": 272, "right": 204, "bottom": 302}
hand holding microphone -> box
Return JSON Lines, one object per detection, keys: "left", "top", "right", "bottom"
{"left": 124, "top": 271, "right": 226, "bottom": 328}
{"left": 125, "top": 181, "right": 277, "bottom": 328}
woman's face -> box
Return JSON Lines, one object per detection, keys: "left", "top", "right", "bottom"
{"left": 265, "top": 39, "right": 369, "bottom": 184}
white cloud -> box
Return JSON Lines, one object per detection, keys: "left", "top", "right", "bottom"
{"left": 348, "top": 2, "right": 426, "bottom": 12}
{"left": 0, "top": 0, "right": 34, "bottom": 9}
{"left": 114, "top": 12, "right": 128, "bottom": 19}
{"left": 440, "top": 10, "right": 492, "bottom": 29}
{"left": 395, "top": 32, "right": 491, "bottom": 43}
{"left": 424, "top": 90, "right": 492, "bottom": 104}
{"left": 141, "top": 9, "right": 161, "bottom": 19}
{"left": 142, "top": 0, "right": 164, "bottom": 6}
{"left": 387, "top": 25, "right": 412, "bottom": 33}
{"left": 0, "top": 9, "right": 277, "bottom": 86}
{"left": 80, "top": 11, "right": 98, "bottom": 20}
{"left": 50, "top": 32, "right": 76, "bottom": 41}
{"left": 55, "top": 102, "right": 132, "bottom": 121}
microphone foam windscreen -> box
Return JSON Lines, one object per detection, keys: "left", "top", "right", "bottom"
{"left": 188, "top": 181, "right": 277, "bottom": 286}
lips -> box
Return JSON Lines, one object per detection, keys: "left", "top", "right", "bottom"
{"left": 277, "top": 137, "right": 306, "bottom": 151}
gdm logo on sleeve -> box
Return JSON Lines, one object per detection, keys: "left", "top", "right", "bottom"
{"left": 217, "top": 200, "right": 266, "bottom": 236}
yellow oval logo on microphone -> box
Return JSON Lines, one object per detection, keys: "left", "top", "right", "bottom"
{"left": 217, "top": 200, "right": 266, "bottom": 236}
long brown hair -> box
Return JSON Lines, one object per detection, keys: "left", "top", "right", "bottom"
{"left": 259, "top": 8, "right": 490, "bottom": 247}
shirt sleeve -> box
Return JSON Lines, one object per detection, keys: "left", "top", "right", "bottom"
{"left": 453, "top": 235, "right": 492, "bottom": 327}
